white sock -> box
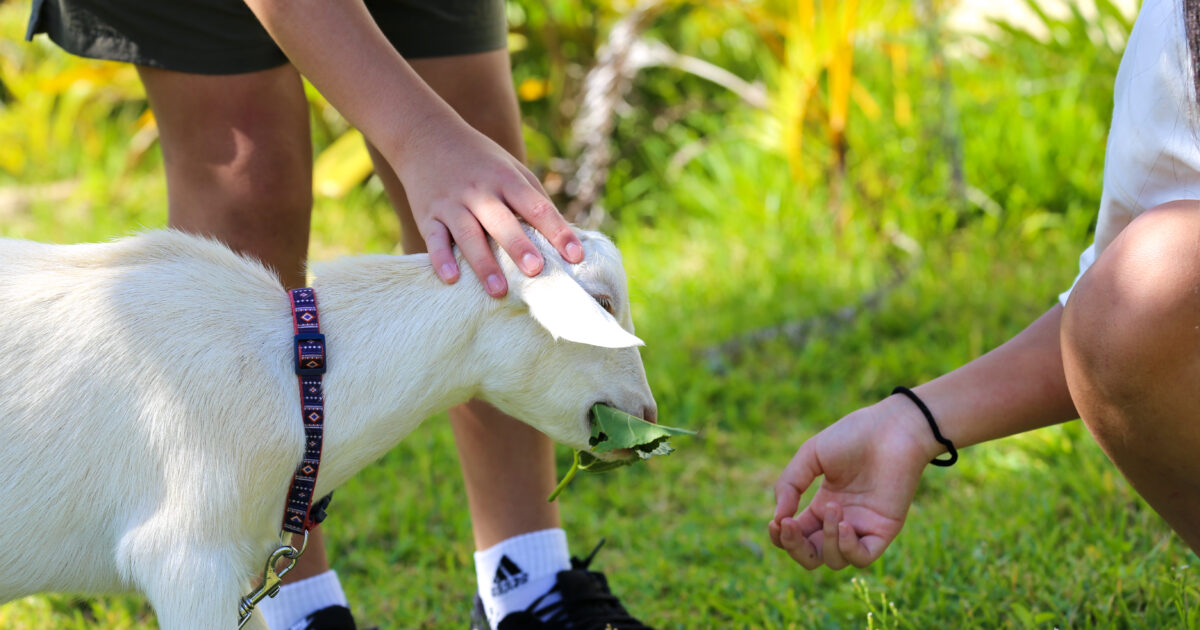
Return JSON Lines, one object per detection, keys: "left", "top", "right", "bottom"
{"left": 255, "top": 569, "right": 349, "bottom": 630}
{"left": 474, "top": 528, "right": 571, "bottom": 629}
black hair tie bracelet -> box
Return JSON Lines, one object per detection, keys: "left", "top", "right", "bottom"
{"left": 892, "top": 386, "right": 958, "bottom": 467}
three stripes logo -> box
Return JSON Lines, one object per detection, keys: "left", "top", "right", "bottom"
{"left": 491, "top": 555, "right": 529, "bottom": 596}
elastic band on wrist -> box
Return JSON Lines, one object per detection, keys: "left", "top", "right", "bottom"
{"left": 892, "top": 386, "right": 958, "bottom": 467}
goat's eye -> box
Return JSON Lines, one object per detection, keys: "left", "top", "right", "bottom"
{"left": 595, "top": 294, "right": 615, "bottom": 314}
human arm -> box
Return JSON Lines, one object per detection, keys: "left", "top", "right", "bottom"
{"left": 769, "top": 304, "right": 1078, "bottom": 569}
{"left": 242, "top": 0, "right": 583, "bottom": 296}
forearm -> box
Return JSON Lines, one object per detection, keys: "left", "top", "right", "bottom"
{"left": 889, "top": 305, "right": 1078, "bottom": 459}
{"left": 243, "top": 0, "right": 462, "bottom": 164}
{"left": 771, "top": 306, "right": 1078, "bottom": 569}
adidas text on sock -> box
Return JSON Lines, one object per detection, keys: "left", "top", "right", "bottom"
{"left": 474, "top": 528, "right": 571, "bottom": 628}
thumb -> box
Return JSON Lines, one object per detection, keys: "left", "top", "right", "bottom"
{"left": 773, "top": 440, "right": 821, "bottom": 522}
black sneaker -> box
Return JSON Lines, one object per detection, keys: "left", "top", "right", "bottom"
{"left": 469, "top": 541, "right": 653, "bottom": 630}
{"left": 294, "top": 605, "right": 377, "bottom": 630}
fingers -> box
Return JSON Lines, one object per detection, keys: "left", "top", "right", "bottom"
{"left": 421, "top": 168, "right": 581, "bottom": 296}
{"left": 821, "top": 502, "right": 888, "bottom": 570}
{"left": 466, "top": 190, "right": 545, "bottom": 277}
{"left": 834, "top": 516, "right": 887, "bottom": 569}
{"left": 439, "top": 207, "right": 508, "bottom": 298}
{"left": 771, "top": 442, "right": 832, "bottom": 571}
{"left": 773, "top": 442, "right": 820, "bottom": 522}
{"left": 768, "top": 519, "right": 781, "bottom": 547}
{"left": 771, "top": 502, "right": 886, "bottom": 571}
{"left": 503, "top": 173, "right": 583, "bottom": 264}
{"left": 421, "top": 220, "right": 459, "bottom": 284}
{"left": 822, "top": 503, "right": 849, "bottom": 570}
{"left": 847, "top": 534, "right": 889, "bottom": 568}
{"left": 773, "top": 517, "right": 822, "bottom": 570}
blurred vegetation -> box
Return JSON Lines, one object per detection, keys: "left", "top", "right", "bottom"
{"left": 2, "top": 0, "right": 1198, "bottom": 628}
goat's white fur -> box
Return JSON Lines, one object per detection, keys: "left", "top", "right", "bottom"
{"left": 0, "top": 226, "right": 654, "bottom": 629}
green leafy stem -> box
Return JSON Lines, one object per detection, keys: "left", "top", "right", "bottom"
{"left": 547, "top": 404, "right": 696, "bottom": 501}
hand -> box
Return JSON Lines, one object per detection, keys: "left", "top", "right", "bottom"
{"left": 393, "top": 116, "right": 583, "bottom": 297}
{"left": 769, "top": 396, "right": 937, "bottom": 569}
{"left": 238, "top": 0, "right": 582, "bottom": 297}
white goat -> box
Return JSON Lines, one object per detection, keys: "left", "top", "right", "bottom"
{"left": 0, "top": 226, "right": 655, "bottom": 629}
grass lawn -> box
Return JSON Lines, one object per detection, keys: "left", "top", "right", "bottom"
{"left": 1, "top": 1, "right": 1199, "bottom": 628}
{"left": 0, "top": 149, "right": 1196, "bottom": 629}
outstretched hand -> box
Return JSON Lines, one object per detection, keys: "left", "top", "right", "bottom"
{"left": 769, "top": 397, "right": 936, "bottom": 569}
{"left": 396, "top": 118, "right": 583, "bottom": 298}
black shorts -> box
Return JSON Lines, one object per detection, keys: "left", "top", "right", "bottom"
{"left": 25, "top": 0, "right": 508, "bottom": 75}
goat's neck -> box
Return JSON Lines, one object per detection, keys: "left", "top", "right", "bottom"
{"left": 307, "top": 255, "right": 488, "bottom": 494}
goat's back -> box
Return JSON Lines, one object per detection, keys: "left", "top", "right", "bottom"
{"left": 0, "top": 231, "right": 302, "bottom": 598}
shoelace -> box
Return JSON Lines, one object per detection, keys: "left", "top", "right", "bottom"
{"left": 521, "top": 541, "right": 653, "bottom": 630}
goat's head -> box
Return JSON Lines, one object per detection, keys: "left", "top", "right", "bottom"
{"left": 475, "top": 226, "right": 656, "bottom": 457}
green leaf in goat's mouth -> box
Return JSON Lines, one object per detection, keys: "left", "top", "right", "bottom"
{"left": 547, "top": 404, "right": 696, "bottom": 501}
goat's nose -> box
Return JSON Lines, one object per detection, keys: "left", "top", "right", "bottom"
{"left": 642, "top": 403, "right": 658, "bottom": 424}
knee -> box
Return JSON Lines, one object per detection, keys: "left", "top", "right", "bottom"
{"left": 221, "top": 147, "right": 313, "bottom": 217}
{"left": 168, "top": 143, "right": 313, "bottom": 241}
{"left": 162, "top": 123, "right": 313, "bottom": 223}
{"left": 1062, "top": 201, "right": 1200, "bottom": 402}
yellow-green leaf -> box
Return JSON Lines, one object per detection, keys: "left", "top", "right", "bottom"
{"left": 313, "top": 129, "right": 374, "bottom": 199}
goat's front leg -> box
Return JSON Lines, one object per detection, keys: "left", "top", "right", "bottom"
{"left": 131, "top": 546, "right": 250, "bottom": 630}
{"left": 240, "top": 608, "right": 271, "bottom": 630}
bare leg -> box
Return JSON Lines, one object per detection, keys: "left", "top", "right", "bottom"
{"left": 138, "top": 64, "right": 332, "bottom": 581}
{"left": 365, "top": 49, "right": 560, "bottom": 549}
{"left": 1061, "top": 200, "right": 1200, "bottom": 552}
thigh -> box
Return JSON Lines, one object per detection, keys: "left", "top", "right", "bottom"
{"left": 138, "top": 64, "right": 314, "bottom": 288}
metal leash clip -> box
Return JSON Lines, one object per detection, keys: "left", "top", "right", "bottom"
{"left": 237, "top": 530, "right": 309, "bottom": 628}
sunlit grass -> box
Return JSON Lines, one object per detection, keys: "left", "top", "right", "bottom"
{"left": 1, "top": 0, "right": 1198, "bottom": 628}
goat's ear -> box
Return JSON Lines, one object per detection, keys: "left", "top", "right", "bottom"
{"left": 517, "top": 270, "right": 644, "bottom": 349}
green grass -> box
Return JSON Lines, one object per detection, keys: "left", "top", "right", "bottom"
{"left": 2, "top": 0, "right": 1199, "bottom": 628}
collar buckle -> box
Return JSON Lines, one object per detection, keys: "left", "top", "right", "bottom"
{"left": 294, "top": 332, "right": 327, "bottom": 376}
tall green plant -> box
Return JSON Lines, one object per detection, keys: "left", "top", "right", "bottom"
{"left": 957, "top": 0, "right": 1133, "bottom": 224}
{"left": 0, "top": 7, "right": 148, "bottom": 183}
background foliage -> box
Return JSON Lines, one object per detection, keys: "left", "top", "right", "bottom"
{"left": 1, "top": 0, "right": 1198, "bottom": 628}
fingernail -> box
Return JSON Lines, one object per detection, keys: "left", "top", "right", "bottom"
{"left": 439, "top": 263, "right": 458, "bottom": 282}
{"left": 522, "top": 252, "right": 542, "bottom": 274}
{"left": 565, "top": 241, "right": 583, "bottom": 262}
{"left": 486, "top": 274, "right": 506, "bottom": 296}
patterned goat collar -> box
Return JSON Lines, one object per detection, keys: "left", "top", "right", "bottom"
{"left": 283, "top": 288, "right": 331, "bottom": 534}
